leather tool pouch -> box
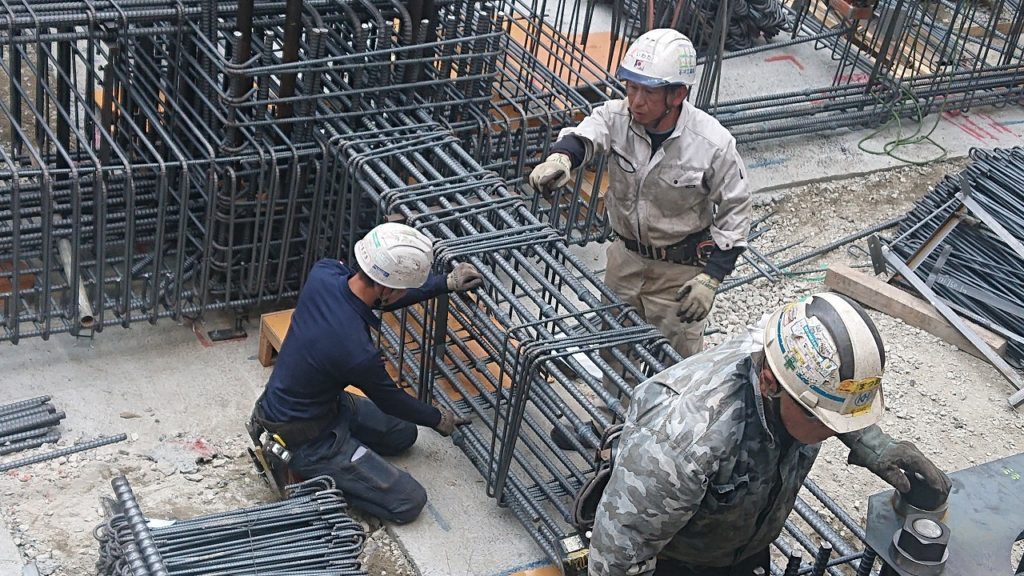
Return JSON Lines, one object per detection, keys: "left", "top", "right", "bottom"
{"left": 572, "top": 424, "right": 625, "bottom": 532}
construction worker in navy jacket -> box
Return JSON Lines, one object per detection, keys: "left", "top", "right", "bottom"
{"left": 253, "top": 222, "right": 483, "bottom": 523}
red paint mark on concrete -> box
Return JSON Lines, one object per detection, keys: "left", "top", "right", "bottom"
{"left": 943, "top": 111, "right": 985, "bottom": 141}
{"left": 765, "top": 54, "right": 805, "bottom": 71}
{"left": 187, "top": 438, "right": 215, "bottom": 458}
{"left": 960, "top": 115, "right": 996, "bottom": 140}
{"left": 978, "top": 112, "right": 1015, "bottom": 135}
{"left": 169, "top": 437, "right": 216, "bottom": 458}
{"left": 838, "top": 72, "right": 870, "bottom": 83}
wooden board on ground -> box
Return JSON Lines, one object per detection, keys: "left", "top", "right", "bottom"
{"left": 382, "top": 305, "right": 514, "bottom": 401}
{"left": 824, "top": 263, "right": 1007, "bottom": 360}
{"left": 0, "top": 261, "right": 34, "bottom": 292}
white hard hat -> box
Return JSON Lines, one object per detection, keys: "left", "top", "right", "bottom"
{"left": 763, "top": 292, "right": 886, "bottom": 434}
{"left": 354, "top": 223, "right": 434, "bottom": 289}
{"left": 616, "top": 29, "right": 698, "bottom": 88}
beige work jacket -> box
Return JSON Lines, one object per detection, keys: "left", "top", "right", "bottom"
{"left": 559, "top": 99, "right": 751, "bottom": 251}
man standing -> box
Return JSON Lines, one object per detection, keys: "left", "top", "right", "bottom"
{"left": 585, "top": 293, "right": 951, "bottom": 575}
{"left": 530, "top": 29, "right": 751, "bottom": 361}
{"left": 252, "top": 222, "right": 483, "bottom": 524}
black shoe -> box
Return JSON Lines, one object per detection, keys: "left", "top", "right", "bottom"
{"left": 550, "top": 420, "right": 601, "bottom": 451}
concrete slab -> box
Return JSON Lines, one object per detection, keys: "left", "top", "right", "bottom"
{"left": 387, "top": 432, "right": 554, "bottom": 576}
{"left": 741, "top": 104, "right": 1024, "bottom": 192}
{"left": 0, "top": 517, "right": 23, "bottom": 576}
{"left": 699, "top": 43, "right": 1024, "bottom": 190}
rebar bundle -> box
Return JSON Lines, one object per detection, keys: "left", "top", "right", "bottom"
{"left": 95, "top": 475, "right": 368, "bottom": 576}
{"left": 0, "top": 396, "right": 64, "bottom": 456}
{"left": 0, "top": 0, "right": 617, "bottom": 343}
{"left": 889, "top": 146, "right": 1024, "bottom": 366}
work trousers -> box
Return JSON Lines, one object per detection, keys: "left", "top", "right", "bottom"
{"left": 599, "top": 240, "right": 706, "bottom": 419}
{"left": 654, "top": 548, "right": 771, "bottom": 576}
{"left": 287, "top": 392, "right": 427, "bottom": 524}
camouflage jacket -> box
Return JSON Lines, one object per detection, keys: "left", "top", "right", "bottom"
{"left": 588, "top": 325, "right": 820, "bottom": 575}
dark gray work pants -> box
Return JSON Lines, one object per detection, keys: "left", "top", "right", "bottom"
{"left": 288, "top": 392, "right": 427, "bottom": 524}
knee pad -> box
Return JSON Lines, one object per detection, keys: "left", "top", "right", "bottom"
{"left": 390, "top": 478, "right": 427, "bottom": 524}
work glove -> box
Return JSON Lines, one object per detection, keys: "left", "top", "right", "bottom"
{"left": 528, "top": 153, "right": 572, "bottom": 193}
{"left": 846, "top": 426, "right": 952, "bottom": 508}
{"left": 434, "top": 408, "right": 471, "bottom": 437}
{"left": 675, "top": 273, "right": 720, "bottom": 323}
{"left": 447, "top": 263, "right": 483, "bottom": 292}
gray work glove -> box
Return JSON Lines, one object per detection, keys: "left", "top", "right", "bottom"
{"left": 845, "top": 426, "right": 952, "bottom": 507}
{"left": 528, "top": 153, "right": 572, "bottom": 193}
{"left": 435, "top": 408, "right": 471, "bottom": 437}
{"left": 675, "top": 273, "right": 720, "bottom": 323}
{"left": 447, "top": 263, "right": 483, "bottom": 292}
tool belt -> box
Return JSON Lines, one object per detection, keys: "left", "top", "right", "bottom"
{"left": 252, "top": 396, "right": 339, "bottom": 448}
{"left": 620, "top": 228, "right": 715, "bottom": 266}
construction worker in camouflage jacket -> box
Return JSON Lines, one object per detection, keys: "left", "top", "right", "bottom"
{"left": 587, "top": 293, "right": 952, "bottom": 576}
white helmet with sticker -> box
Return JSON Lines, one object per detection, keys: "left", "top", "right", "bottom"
{"left": 354, "top": 223, "right": 434, "bottom": 289}
{"left": 616, "top": 28, "right": 698, "bottom": 88}
{"left": 763, "top": 292, "right": 886, "bottom": 433}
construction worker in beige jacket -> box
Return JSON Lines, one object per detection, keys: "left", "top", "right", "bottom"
{"left": 531, "top": 29, "right": 752, "bottom": 435}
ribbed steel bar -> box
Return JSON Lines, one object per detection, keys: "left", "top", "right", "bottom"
{"left": 0, "top": 433, "right": 126, "bottom": 473}
{"left": 0, "top": 396, "right": 51, "bottom": 417}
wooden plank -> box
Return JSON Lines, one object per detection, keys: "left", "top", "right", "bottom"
{"left": 0, "top": 261, "right": 36, "bottom": 310}
{"left": 505, "top": 17, "right": 626, "bottom": 87}
{"left": 824, "top": 263, "right": 1007, "bottom": 359}
{"left": 258, "top": 309, "right": 294, "bottom": 367}
{"left": 0, "top": 261, "right": 35, "bottom": 293}
{"left": 964, "top": 20, "right": 1017, "bottom": 38}
{"left": 381, "top": 306, "right": 513, "bottom": 401}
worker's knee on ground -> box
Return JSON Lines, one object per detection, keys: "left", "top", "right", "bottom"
{"left": 388, "top": 476, "right": 428, "bottom": 524}
{"left": 376, "top": 421, "right": 418, "bottom": 456}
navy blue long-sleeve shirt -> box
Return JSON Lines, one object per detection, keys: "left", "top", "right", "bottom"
{"left": 261, "top": 259, "right": 448, "bottom": 428}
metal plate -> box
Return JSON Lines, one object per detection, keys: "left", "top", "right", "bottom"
{"left": 865, "top": 452, "right": 1024, "bottom": 575}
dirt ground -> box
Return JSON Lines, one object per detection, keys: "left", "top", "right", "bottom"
{"left": 3, "top": 156, "right": 1023, "bottom": 575}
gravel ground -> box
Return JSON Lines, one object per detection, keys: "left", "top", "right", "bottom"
{"left": 3, "top": 157, "right": 1023, "bottom": 575}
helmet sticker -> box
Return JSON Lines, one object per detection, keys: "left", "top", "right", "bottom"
{"left": 678, "top": 51, "right": 696, "bottom": 76}
{"left": 837, "top": 377, "right": 881, "bottom": 394}
{"left": 788, "top": 318, "right": 838, "bottom": 381}
{"left": 845, "top": 389, "right": 878, "bottom": 415}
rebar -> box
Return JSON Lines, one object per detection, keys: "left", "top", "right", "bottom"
{"left": 95, "top": 476, "right": 368, "bottom": 575}
{"left": 0, "top": 434, "right": 126, "bottom": 473}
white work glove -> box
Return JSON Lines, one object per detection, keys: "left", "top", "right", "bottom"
{"left": 447, "top": 263, "right": 483, "bottom": 292}
{"left": 528, "top": 153, "right": 572, "bottom": 193}
{"left": 675, "top": 273, "right": 720, "bottom": 323}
